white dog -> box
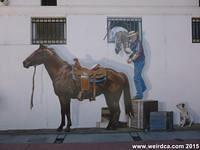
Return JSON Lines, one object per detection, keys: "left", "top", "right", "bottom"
{"left": 0, "top": 0, "right": 9, "bottom": 6}
{"left": 176, "top": 103, "right": 193, "bottom": 127}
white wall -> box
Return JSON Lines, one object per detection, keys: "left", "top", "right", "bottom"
{"left": 7, "top": 0, "right": 199, "bottom": 7}
{"left": 142, "top": 15, "right": 200, "bottom": 124}
{"left": 0, "top": 1, "right": 200, "bottom": 130}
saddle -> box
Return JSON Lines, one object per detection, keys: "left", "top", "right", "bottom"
{"left": 73, "top": 58, "right": 107, "bottom": 101}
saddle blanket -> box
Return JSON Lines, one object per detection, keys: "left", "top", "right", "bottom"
{"left": 89, "top": 76, "right": 106, "bottom": 85}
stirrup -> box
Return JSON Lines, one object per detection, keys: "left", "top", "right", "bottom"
{"left": 89, "top": 97, "right": 95, "bottom": 101}
{"left": 77, "top": 91, "right": 83, "bottom": 101}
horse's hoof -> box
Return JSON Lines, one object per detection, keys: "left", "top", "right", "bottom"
{"left": 56, "top": 128, "right": 63, "bottom": 132}
{"left": 106, "top": 126, "right": 112, "bottom": 130}
{"left": 111, "top": 126, "right": 117, "bottom": 130}
{"left": 65, "top": 127, "right": 71, "bottom": 132}
{"left": 106, "top": 125, "right": 117, "bottom": 130}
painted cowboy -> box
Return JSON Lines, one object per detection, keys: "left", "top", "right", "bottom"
{"left": 127, "top": 31, "right": 146, "bottom": 99}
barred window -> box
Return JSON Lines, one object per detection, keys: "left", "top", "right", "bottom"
{"left": 41, "top": 0, "right": 57, "bottom": 6}
{"left": 192, "top": 17, "right": 200, "bottom": 43}
{"left": 31, "top": 17, "right": 66, "bottom": 45}
{"left": 107, "top": 17, "right": 142, "bottom": 43}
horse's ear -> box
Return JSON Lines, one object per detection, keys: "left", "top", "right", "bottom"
{"left": 39, "top": 44, "right": 47, "bottom": 49}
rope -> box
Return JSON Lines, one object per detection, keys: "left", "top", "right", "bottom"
{"left": 30, "top": 66, "right": 36, "bottom": 110}
{"left": 103, "top": 32, "right": 107, "bottom": 40}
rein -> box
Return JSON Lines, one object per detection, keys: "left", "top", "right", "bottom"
{"left": 30, "top": 66, "right": 36, "bottom": 110}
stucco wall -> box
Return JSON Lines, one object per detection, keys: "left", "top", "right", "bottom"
{"left": 7, "top": 0, "right": 199, "bottom": 7}
{"left": 0, "top": 0, "right": 200, "bottom": 130}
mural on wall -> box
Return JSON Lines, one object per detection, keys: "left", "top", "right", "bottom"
{"left": 23, "top": 44, "right": 134, "bottom": 131}
{"left": 109, "top": 17, "right": 146, "bottom": 99}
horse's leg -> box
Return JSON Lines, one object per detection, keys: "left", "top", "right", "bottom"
{"left": 57, "top": 96, "right": 66, "bottom": 131}
{"left": 110, "top": 91, "right": 122, "bottom": 130}
{"left": 104, "top": 93, "right": 113, "bottom": 129}
{"left": 65, "top": 98, "right": 72, "bottom": 132}
{"left": 104, "top": 90, "right": 122, "bottom": 130}
{"left": 112, "top": 99, "right": 121, "bottom": 129}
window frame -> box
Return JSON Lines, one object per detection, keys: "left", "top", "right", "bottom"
{"left": 192, "top": 17, "right": 200, "bottom": 43}
{"left": 107, "top": 17, "right": 142, "bottom": 43}
{"left": 41, "top": 0, "right": 57, "bottom": 6}
{"left": 31, "top": 17, "right": 67, "bottom": 45}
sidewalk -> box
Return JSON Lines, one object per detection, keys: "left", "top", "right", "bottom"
{"left": 0, "top": 127, "right": 200, "bottom": 143}
{"left": 0, "top": 128, "right": 200, "bottom": 150}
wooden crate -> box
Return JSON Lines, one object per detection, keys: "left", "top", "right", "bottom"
{"left": 101, "top": 107, "right": 110, "bottom": 122}
{"left": 96, "top": 107, "right": 110, "bottom": 128}
{"left": 130, "top": 100, "right": 158, "bottom": 129}
{"left": 150, "top": 111, "right": 173, "bottom": 131}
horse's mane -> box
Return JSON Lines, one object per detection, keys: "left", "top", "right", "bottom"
{"left": 46, "top": 46, "right": 70, "bottom": 66}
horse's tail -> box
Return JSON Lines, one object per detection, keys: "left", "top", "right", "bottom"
{"left": 122, "top": 73, "right": 134, "bottom": 117}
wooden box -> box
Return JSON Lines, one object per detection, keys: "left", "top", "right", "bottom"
{"left": 96, "top": 107, "right": 109, "bottom": 128}
{"left": 130, "top": 100, "right": 158, "bottom": 129}
{"left": 150, "top": 111, "right": 173, "bottom": 131}
{"left": 101, "top": 107, "right": 110, "bottom": 122}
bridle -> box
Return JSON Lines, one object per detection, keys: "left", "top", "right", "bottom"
{"left": 30, "top": 65, "right": 36, "bottom": 109}
{"left": 29, "top": 48, "right": 51, "bottom": 110}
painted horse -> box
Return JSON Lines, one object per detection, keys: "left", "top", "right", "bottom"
{"left": 23, "top": 44, "right": 133, "bottom": 131}
{"left": 115, "top": 31, "right": 129, "bottom": 54}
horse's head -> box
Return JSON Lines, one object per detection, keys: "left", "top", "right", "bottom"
{"left": 115, "top": 31, "right": 129, "bottom": 54}
{"left": 23, "top": 44, "right": 54, "bottom": 68}
{"left": 115, "top": 39, "right": 122, "bottom": 54}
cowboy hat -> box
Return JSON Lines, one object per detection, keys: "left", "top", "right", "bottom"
{"left": 128, "top": 31, "right": 137, "bottom": 38}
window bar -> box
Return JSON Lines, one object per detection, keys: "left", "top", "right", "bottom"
{"left": 53, "top": 18, "right": 56, "bottom": 44}
{"left": 41, "top": 0, "right": 57, "bottom": 6}
{"left": 59, "top": 19, "right": 61, "bottom": 43}
{"left": 57, "top": 20, "right": 59, "bottom": 44}
{"left": 197, "top": 19, "right": 200, "bottom": 42}
{"left": 61, "top": 22, "right": 64, "bottom": 43}
{"left": 44, "top": 20, "right": 46, "bottom": 43}
{"left": 139, "top": 21, "right": 143, "bottom": 41}
{"left": 31, "top": 19, "right": 34, "bottom": 44}
{"left": 34, "top": 22, "right": 35, "bottom": 44}
{"left": 38, "top": 20, "right": 41, "bottom": 44}
{"left": 195, "top": 19, "right": 199, "bottom": 42}
{"left": 39, "top": 19, "right": 44, "bottom": 43}
{"left": 48, "top": 18, "right": 51, "bottom": 44}
{"left": 46, "top": 19, "right": 48, "bottom": 44}
{"left": 58, "top": 20, "right": 61, "bottom": 43}
{"left": 53, "top": 20, "right": 56, "bottom": 44}
{"left": 194, "top": 19, "right": 197, "bottom": 42}
{"left": 61, "top": 19, "right": 63, "bottom": 43}
{"left": 52, "top": 20, "right": 54, "bottom": 44}
{"left": 62, "top": 18, "right": 64, "bottom": 43}
{"left": 129, "top": 21, "right": 132, "bottom": 32}
{"left": 195, "top": 19, "right": 197, "bottom": 42}
{"left": 64, "top": 19, "right": 67, "bottom": 43}
{"left": 34, "top": 22, "right": 36, "bottom": 44}
{"left": 192, "top": 18, "right": 198, "bottom": 43}
{"left": 38, "top": 21, "right": 41, "bottom": 44}
{"left": 33, "top": 21, "right": 36, "bottom": 44}
{"left": 58, "top": 22, "right": 60, "bottom": 43}
{"left": 40, "top": 20, "right": 42, "bottom": 44}
{"left": 46, "top": 19, "right": 49, "bottom": 44}
{"left": 192, "top": 19, "right": 195, "bottom": 42}
{"left": 35, "top": 19, "right": 40, "bottom": 43}
{"left": 133, "top": 21, "right": 136, "bottom": 32}
{"left": 59, "top": 21, "right": 61, "bottom": 43}
{"left": 59, "top": 22, "right": 62, "bottom": 43}
{"left": 55, "top": 20, "right": 58, "bottom": 44}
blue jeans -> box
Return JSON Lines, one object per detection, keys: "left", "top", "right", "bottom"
{"left": 133, "top": 60, "right": 146, "bottom": 98}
